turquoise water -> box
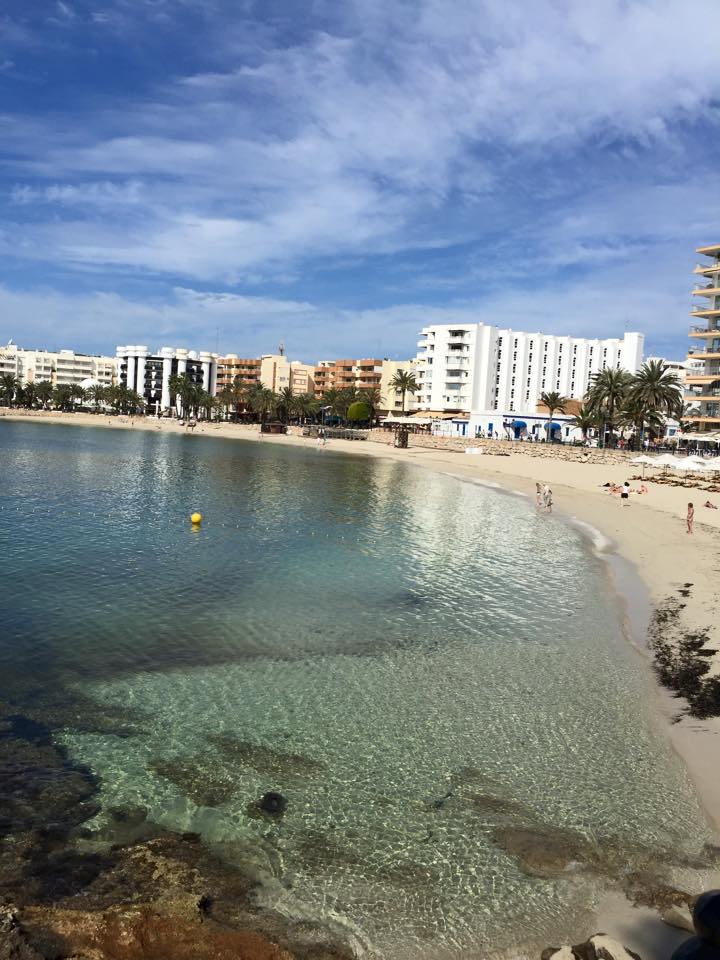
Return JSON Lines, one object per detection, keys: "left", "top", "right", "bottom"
{"left": 0, "top": 420, "right": 711, "bottom": 958}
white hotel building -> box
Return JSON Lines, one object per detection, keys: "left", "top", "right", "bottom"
{"left": 116, "top": 345, "right": 218, "bottom": 415}
{"left": 415, "top": 324, "right": 644, "bottom": 439}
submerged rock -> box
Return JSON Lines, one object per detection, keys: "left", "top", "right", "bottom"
{"left": 259, "top": 792, "right": 287, "bottom": 817}
{"left": 493, "top": 824, "right": 596, "bottom": 877}
{"left": 208, "top": 735, "right": 325, "bottom": 781}
{"left": 542, "top": 933, "right": 642, "bottom": 960}
{"left": 149, "top": 756, "right": 237, "bottom": 807}
{"left": 663, "top": 904, "right": 696, "bottom": 933}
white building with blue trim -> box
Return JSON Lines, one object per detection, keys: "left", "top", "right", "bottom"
{"left": 414, "top": 323, "right": 644, "bottom": 440}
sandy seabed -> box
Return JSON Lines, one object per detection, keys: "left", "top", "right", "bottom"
{"left": 3, "top": 408, "right": 720, "bottom": 959}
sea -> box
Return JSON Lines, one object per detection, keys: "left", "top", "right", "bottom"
{"left": 0, "top": 420, "right": 712, "bottom": 958}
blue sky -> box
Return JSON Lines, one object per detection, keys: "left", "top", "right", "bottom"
{"left": 1, "top": 0, "right": 719, "bottom": 362}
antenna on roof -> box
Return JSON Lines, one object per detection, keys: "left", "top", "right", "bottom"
{"left": 279, "top": 340, "right": 285, "bottom": 356}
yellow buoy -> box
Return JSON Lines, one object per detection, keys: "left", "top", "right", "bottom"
{"left": 191, "top": 512, "right": 202, "bottom": 525}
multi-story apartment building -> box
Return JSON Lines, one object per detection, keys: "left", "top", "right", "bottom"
{"left": 312, "top": 358, "right": 384, "bottom": 399}
{"left": 215, "top": 356, "right": 261, "bottom": 392}
{"left": 415, "top": 323, "right": 644, "bottom": 438}
{"left": 0, "top": 344, "right": 116, "bottom": 387}
{"left": 379, "top": 359, "right": 418, "bottom": 415}
{"left": 257, "top": 354, "right": 315, "bottom": 395}
{"left": 116, "top": 345, "right": 218, "bottom": 415}
{"left": 686, "top": 243, "right": 720, "bottom": 432}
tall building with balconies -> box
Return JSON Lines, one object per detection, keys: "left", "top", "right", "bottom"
{"left": 686, "top": 243, "right": 720, "bottom": 432}
{"left": 116, "top": 345, "right": 218, "bottom": 415}
{"left": 415, "top": 323, "right": 644, "bottom": 437}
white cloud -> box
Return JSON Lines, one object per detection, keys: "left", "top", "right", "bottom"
{"left": 4, "top": 0, "right": 720, "bottom": 286}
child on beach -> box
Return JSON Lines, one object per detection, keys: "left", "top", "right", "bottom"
{"left": 687, "top": 502, "right": 694, "bottom": 535}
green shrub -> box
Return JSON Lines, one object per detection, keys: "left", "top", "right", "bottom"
{"left": 347, "top": 401, "right": 372, "bottom": 422}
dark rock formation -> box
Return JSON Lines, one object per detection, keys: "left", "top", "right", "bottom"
{"left": 542, "top": 933, "right": 642, "bottom": 960}
{"left": 259, "top": 791, "right": 288, "bottom": 817}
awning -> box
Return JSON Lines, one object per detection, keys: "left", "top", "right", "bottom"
{"left": 511, "top": 420, "right": 527, "bottom": 428}
{"left": 544, "top": 420, "right": 563, "bottom": 430}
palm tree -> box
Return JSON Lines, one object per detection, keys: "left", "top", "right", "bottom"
{"left": 628, "top": 360, "right": 683, "bottom": 420}
{"left": 0, "top": 373, "right": 18, "bottom": 407}
{"left": 539, "top": 390, "right": 567, "bottom": 443}
{"left": 246, "top": 384, "right": 277, "bottom": 423}
{"left": 276, "top": 386, "right": 295, "bottom": 423}
{"left": 293, "top": 392, "right": 319, "bottom": 424}
{"left": 570, "top": 404, "right": 598, "bottom": 443}
{"left": 389, "top": 369, "right": 418, "bottom": 414}
{"left": 618, "top": 395, "right": 665, "bottom": 448}
{"left": 87, "top": 383, "right": 106, "bottom": 412}
{"left": 169, "top": 373, "right": 199, "bottom": 419}
{"left": 586, "top": 366, "right": 633, "bottom": 447}
{"left": 35, "top": 380, "right": 53, "bottom": 409}
{"left": 52, "top": 384, "right": 73, "bottom": 411}
{"left": 21, "top": 382, "right": 36, "bottom": 409}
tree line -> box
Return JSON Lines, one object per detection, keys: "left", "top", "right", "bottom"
{"left": 539, "top": 359, "right": 686, "bottom": 447}
{"left": 0, "top": 369, "right": 420, "bottom": 424}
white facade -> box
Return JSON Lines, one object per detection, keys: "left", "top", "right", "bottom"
{"left": 414, "top": 323, "right": 644, "bottom": 438}
{"left": 116, "top": 345, "right": 218, "bottom": 414}
{"left": 416, "top": 324, "right": 644, "bottom": 413}
{"left": 0, "top": 344, "right": 116, "bottom": 387}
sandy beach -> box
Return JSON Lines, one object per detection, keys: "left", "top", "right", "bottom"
{"left": 3, "top": 408, "right": 720, "bottom": 958}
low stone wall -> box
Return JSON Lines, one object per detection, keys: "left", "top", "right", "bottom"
{"left": 364, "top": 430, "right": 643, "bottom": 465}
{"left": 284, "top": 425, "right": 643, "bottom": 465}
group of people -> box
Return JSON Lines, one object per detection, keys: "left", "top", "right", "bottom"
{"left": 535, "top": 482, "right": 553, "bottom": 513}
{"left": 601, "top": 480, "right": 648, "bottom": 502}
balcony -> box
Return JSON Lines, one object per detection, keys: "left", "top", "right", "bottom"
{"left": 692, "top": 285, "right": 720, "bottom": 297}
{"left": 683, "top": 415, "right": 720, "bottom": 424}
{"left": 690, "top": 306, "right": 720, "bottom": 318}
{"left": 694, "top": 262, "right": 720, "bottom": 275}
{"left": 689, "top": 323, "right": 720, "bottom": 336}
{"left": 444, "top": 375, "right": 468, "bottom": 384}
{"left": 688, "top": 347, "right": 720, "bottom": 358}
{"left": 444, "top": 355, "right": 470, "bottom": 364}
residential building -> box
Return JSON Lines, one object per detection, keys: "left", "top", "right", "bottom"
{"left": 0, "top": 344, "right": 116, "bottom": 388}
{"left": 216, "top": 356, "right": 261, "bottom": 393}
{"left": 312, "top": 358, "right": 384, "bottom": 399}
{"left": 258, "top": 354, "right": 315, "bottom": 395}
{"left": 379, "top": 359, "right": 418, "bottom": 415}
{"left": 116, "top": 345, "right": 218, "bottom": 415}
{"left": 415, "top": 323, "right": 644, "bottom": 438}
{"left": 685, "top": 243, "right": 720, "bottom": 432}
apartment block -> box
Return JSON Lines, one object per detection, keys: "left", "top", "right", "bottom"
{"left": 216, "top": 356, "right": 261, "bottom": 392}
{"left": 686, "top": 243, "right": 720, "bottom": 431}
{"left": 116, "top": 345, "right": 218, "bottom": 414}
{"left": 415, "top": 323, "right": 644, "bottom": 438}
{"left": 0, "top": 344, "right": 117, "bottom": 388}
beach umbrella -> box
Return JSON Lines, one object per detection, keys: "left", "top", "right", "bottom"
{"left": 672, "top": 459, "right": 711, "bottom": 474}
{"left": 630, "top": 454, "right": 655, "bottom": 477}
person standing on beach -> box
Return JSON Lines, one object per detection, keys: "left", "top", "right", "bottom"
{"left": 687, "top": 502, "right": 694, "bottom": 535}
{"left": 542, "top": 484, "right": 553, "bottom": 513}
{"left": 621, "top": 481, "right": 630, "bottom": 506}
{"left": 535, "top": 482, "right": 543, "bottom": 509}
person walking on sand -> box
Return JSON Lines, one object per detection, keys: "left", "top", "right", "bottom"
{"left": 542, "top": 484, "right": 553, "bottom": 513}
{"left": 687, "top": 502, "right": 694, "bottom": 534}
{"left": 621, "top": 481, "right": 630, "bottom": 506}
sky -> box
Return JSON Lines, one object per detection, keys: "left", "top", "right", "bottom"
{"left": 1, "top": 0, "right": 719, "bottom": 363}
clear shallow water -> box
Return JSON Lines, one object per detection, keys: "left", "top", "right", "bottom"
{"left": 0, "top": 420, "right": 711, "bottom": 958}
